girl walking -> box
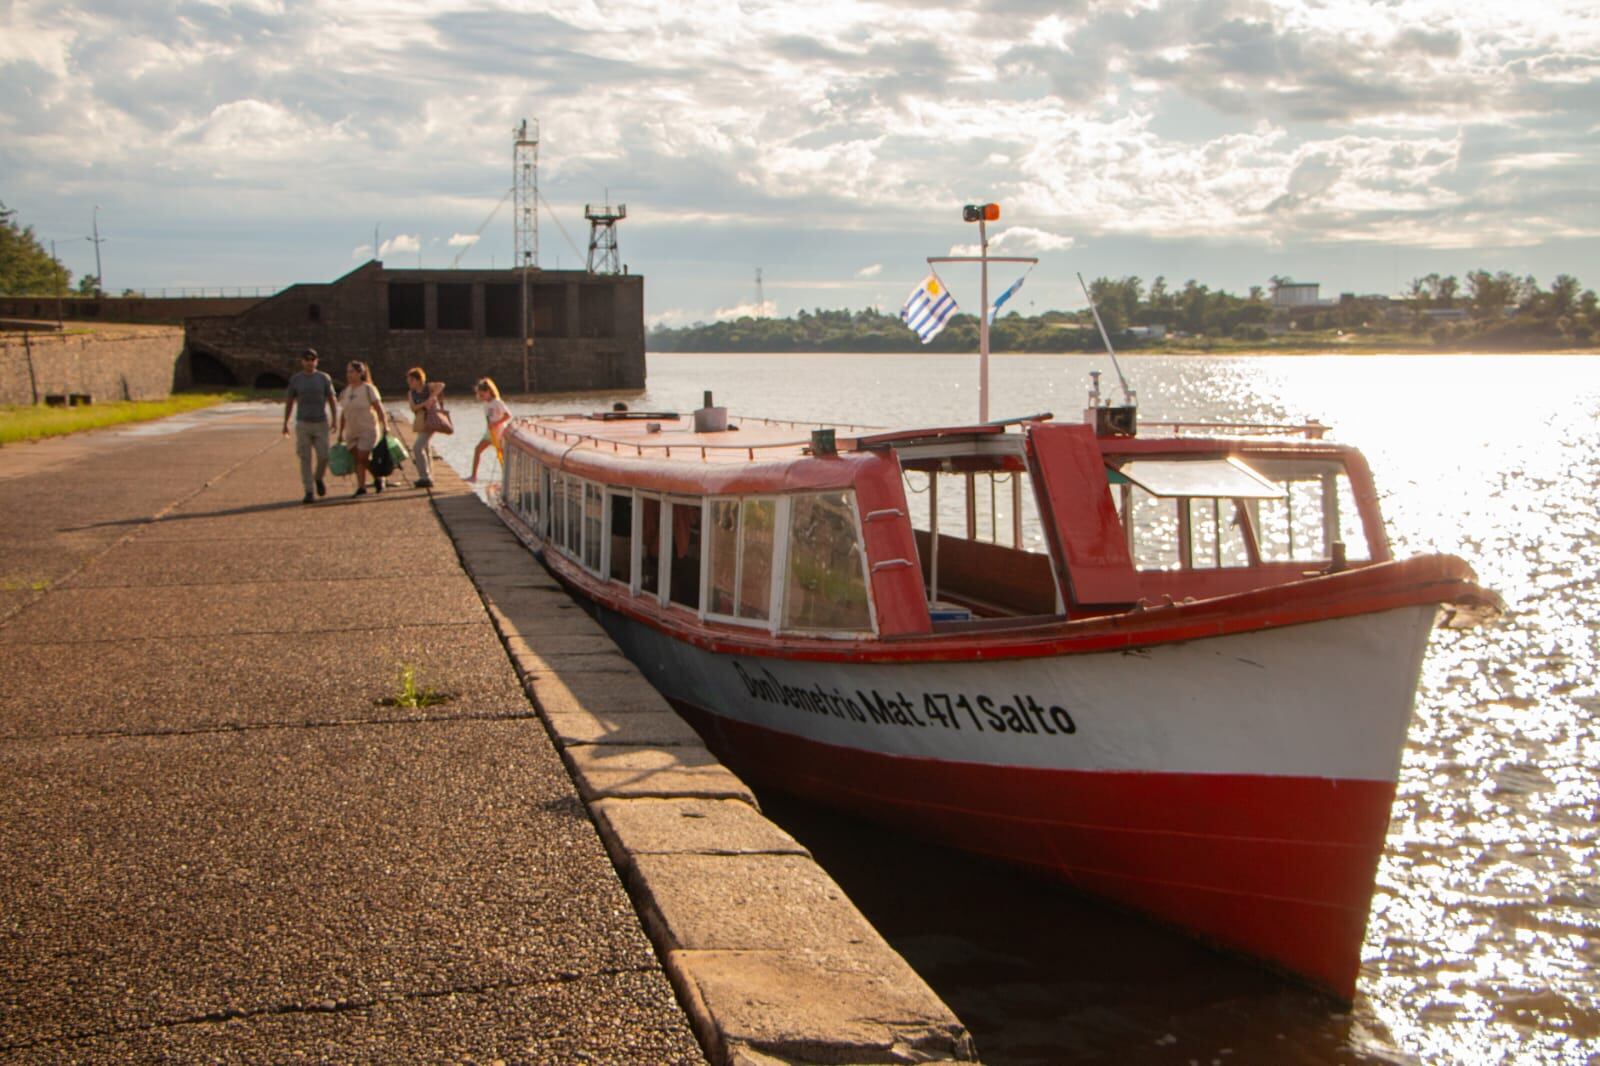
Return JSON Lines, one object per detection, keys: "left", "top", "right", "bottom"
{"left": 467, "top": 377, "right": 512, "bottom": 483}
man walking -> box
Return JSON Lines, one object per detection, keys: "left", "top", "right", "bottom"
{"left": 282, "top": 348, "right": 340, "bottom": 504}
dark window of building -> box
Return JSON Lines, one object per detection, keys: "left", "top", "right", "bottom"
{"left": 533, "top": 284, "right": 566, "bottom": 338}
{"left": 437, "top": 283, "right": 472, "bottom": 331}
{"left": 308, "top": 303, "right": 321, "bottom": 322}
{"left": 388, "top": 283, "right": 425, "bottom": 330}
{"left": 485, "top": 284, "right": 520, "bottom": 338}
{"left": 580, "top": 285, "right": 615, "bottom": 338}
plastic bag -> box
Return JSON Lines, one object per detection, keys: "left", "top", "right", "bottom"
{"left": 329, "top": 441, "right": 354, "bottom": 476}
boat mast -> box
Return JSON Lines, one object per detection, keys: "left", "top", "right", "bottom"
{"left": 929, "top": 203, "right": 1037, "bottom": 423}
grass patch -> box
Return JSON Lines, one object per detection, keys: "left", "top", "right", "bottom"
{"left": 377, "top": 663, "right": 453, "bottom": 710}
{"left": 0, "top": 390, "right": 267, "bottom": 445}
{"left": 0, "top": 577, "right": 51, "bottom": 592}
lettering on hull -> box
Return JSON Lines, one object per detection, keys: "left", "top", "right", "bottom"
{"left": 732, "top": 661, "right": 1078, "bottom": 738}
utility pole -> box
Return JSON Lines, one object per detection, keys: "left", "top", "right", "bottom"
{"left": 50, "top": 240, "right": 63, "bottom": 330}
{"left": 755, "top": 268, "right": 765, "bottom": 316}
{"left": 86, "top": 206, "right": 105, "bottom": 296}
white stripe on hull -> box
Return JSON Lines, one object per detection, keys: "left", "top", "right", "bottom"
{"left": 597, "top": 605, "right": 1439, "bottom": 783}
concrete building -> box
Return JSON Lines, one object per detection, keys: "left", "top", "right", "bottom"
{"left": 1272, "top": 282, "right": 1322, "bottom": 308}
{"left": 184, "top": 261, "right": 645, "bottom": 395}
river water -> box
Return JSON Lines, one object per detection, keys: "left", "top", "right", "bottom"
{"left": 431, "top": 352, "right": 1599, "bottom": 1065}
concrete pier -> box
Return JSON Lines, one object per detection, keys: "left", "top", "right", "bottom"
{"left": 0, "top": 403, "right": 975, "bottom": 1064}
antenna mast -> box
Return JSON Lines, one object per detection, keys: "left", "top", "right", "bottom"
{"left": 755, "top": 268, "right": 765, "bottom": 316}
{"left": 584, "top": 193, "right": 626, "bottom": 274}
{"left": 514, "top": 119, "right": 540, "bottom": 393}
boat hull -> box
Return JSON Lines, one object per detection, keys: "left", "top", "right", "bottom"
{"left": 589, "top": 600, "right": 1440, "bottom": 1000}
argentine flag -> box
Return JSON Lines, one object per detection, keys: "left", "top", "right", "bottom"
{"left": 900, "top": 274, "right": 958, "bottom": 344}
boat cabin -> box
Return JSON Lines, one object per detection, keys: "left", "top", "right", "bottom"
{"left": 497, "top": 409, "right": 1391, "bottom": 642}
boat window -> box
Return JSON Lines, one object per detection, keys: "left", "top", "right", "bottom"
{"left": 1127, "top": 485, "right": 1181, "bottom": 570}
{"left": 551, "top": 472, "right": 567, "bottom": 547}
{"left": 608, "top": 492, "right": 632, "bottom": 584}
{"left": 563, "top": 477, "right": 583, "bottom": 557}
{"left": 782, "top": 491, "right": 871, "bottom": 633}
{"left": 529, "top": 459, "right": 543, "bottom": 533}
{"left": 583, "top": 482, "right": 604, "bottom": 572}
{"left": 1118, "top": 458, "right": 1283, "bottom": 500}
{"left": 668, "top": 500, "right": 702, "bottom": 611}
{"left": 1245, "top": 459, "right": 1372, "bottom": 563}
{"left": 538, "top": 465, "right": 552, "bottom": 539}
{"left": 639, "top": 496, "right": 662, "bottom": 596}
{"left": 739, "top": 498, "right": 776, "bottom": 621}
{"left": 707, "top": 497, "right": 777, "bottom": 624}
{"left": 708, "top": 500, "right": 739, "bottom": 616}
{"left": 1187, "top": 497, "right": 1253, "bottom": 569}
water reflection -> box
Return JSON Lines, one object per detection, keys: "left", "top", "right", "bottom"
{"left": 433, "top": 353, "right": 1599, "bottom": 1064}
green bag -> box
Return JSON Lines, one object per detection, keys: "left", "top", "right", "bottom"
{"left": 328, "top": 441, "right": 354, "bottom": 476}
{"left": 383, "top": 433, "right": 410, "bottom": 468}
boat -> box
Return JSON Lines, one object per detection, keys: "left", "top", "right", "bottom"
{"left": 487, "top": 385, "right": 1500, "bottom": 1001}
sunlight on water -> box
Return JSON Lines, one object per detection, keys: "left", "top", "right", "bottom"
{"left": 433, "top": 352, "right": 1599, "bottom": 1063}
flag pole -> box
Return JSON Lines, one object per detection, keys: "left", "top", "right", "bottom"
{"left": 978, "top": 215, "right": 990, "bottom": 422}
{"left": 928, "top": 202, "right": 1036, "bottom": 424}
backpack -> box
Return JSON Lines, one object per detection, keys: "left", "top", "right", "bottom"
{"left": 368, "top": 432, "right": 397, "bottom": 477}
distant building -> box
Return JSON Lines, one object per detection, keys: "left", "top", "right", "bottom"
{"left": 1272, "top": 282, "right": 1321, "bottom": 308}
{"left": 184, "top": 261, "right": 644, "bottom": 394}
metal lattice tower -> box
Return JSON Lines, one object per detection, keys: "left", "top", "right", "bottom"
{"left": 514, "top": 119, "right": 539, "bottom": 270}
{"left": 584, "top": 198, "right": 626, "bottom": 274}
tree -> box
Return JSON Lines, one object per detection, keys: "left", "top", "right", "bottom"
{"left": 1550, "top": 274, "right": 1581, "bottom": 316}
{"left": 76, "top": 274, "right": 100, "bottom": 296}
{"left": 0, "top": 200, "right": 73, "bottom": 295}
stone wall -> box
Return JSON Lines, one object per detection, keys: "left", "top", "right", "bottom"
{"left": 0, "top": 328, "right": 184, "bottom": 405}
{"left": 0, "top": 295, "right": 264, "bottom": 327}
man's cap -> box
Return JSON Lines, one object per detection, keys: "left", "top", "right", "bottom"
{"left": 300, "top": 347, "right": 318, "bottom": 360}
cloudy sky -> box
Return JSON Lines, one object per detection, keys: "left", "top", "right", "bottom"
{"left": 3, "top": 0, "right": 1597, "bottom": 325}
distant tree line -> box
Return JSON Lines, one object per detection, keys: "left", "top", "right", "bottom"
{"left": 651, "top": 272, "right": 1600, "bottom": 353}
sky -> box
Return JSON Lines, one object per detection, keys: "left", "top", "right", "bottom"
{"left": 3, "top": 0, "right": 1598, "bottom": 327}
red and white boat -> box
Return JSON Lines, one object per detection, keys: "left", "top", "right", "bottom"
{"left": 489, "top": 386, "right": 1498, "bottom": 1001}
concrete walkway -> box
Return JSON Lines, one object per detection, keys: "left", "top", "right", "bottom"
{"left": 0, "top": 404, "right": 703, "bottom": 1063}
{"left": 0, "top": 403, "right": 976, "bottom": 1065}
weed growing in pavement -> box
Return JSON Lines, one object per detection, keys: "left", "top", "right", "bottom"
{"left": 379, "top": 663, "right": 452, "bottom": 709}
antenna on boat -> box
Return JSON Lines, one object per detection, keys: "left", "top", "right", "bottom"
{"left": 928, "top": 204, "right": 1038, "bottom": 423}
{"left": 1078, "top": 272, "right": 1135, "bottom": 407}
{"left": 1078, "top": 272, "right": 1138, "bottom": 436}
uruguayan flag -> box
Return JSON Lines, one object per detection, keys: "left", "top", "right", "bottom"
{"left": 988, "top": 273, "right": 1027, "bottom": 324}
{"left": 900, "top": 274, "right": 958, "bottom": 343}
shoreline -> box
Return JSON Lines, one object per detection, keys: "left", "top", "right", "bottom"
{"left": 649, "top": 348, "right": 1600, "bottom": 358}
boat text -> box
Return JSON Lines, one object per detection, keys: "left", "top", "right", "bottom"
{"left": 731, "top": 662, "right": 1077, "bottom": 736}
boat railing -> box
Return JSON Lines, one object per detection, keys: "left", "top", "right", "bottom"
{"left": 518, "top": 420, "right": 820, "bottom": 461}
{"left": 1139, "top": 419, "right": 1330, "bottom": 439}
{"left": 511, "top": 412, "right": 888, "bottom": 461}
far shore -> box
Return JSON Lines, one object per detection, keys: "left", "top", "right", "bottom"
{"left": 649, "top": 347, "right": 1600, "bottom": 357}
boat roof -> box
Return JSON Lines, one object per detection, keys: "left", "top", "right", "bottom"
{"left": 512, "top": 409, "right": 1347, "bottom": 467}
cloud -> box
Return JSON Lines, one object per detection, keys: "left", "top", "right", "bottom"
{"left": 3, "top": 0, "right": 1597, "bottom": 319}
{"left": 711, "top": 300, "right": 777, "bottom": 320}
{"left": 380, "top": 234, "right": 421, "bottom": 256}
{"left": 447, "top": 233, "right": 481, "bottom": 248}
{"left": 856, "top": 263, "right": 883, "bottom": 277}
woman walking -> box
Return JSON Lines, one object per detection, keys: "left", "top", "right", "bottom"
{"left": 467, "top": 377, "right": 512, "bottom": 483}
{"left": 337, "top": 361, "right": 389, "bottom": 495}
{"left": 406, "top": 367, "right": 446, "bottom": 489}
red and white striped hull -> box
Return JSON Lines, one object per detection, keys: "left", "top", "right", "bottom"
{"left": 592, "top": 602, "right": 1441, "bottom": 1000}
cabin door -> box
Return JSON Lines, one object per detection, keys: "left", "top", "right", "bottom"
{"left": 1024, "top": 423, "right": 1140, "bottom": 608}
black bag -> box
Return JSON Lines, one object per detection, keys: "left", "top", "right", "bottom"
{"left": 368, "top": 432, "right": 397, "bottom": 477}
